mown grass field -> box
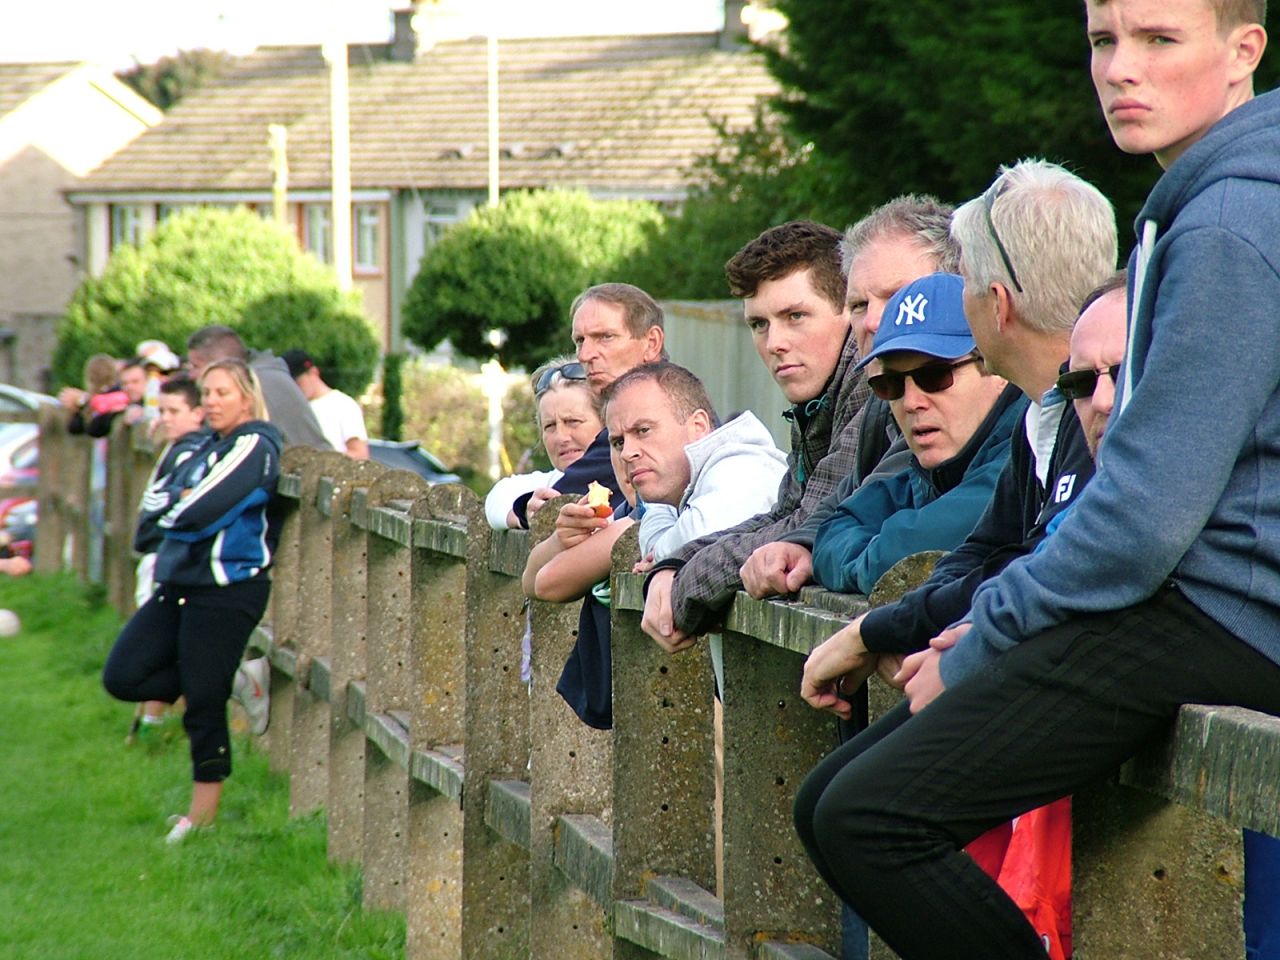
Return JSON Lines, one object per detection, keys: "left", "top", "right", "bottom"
{"left": 0, "top": 573, "right": 404, "bottom": 960}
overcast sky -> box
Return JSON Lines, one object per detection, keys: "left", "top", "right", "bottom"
{"left": 1, "top": 0, "right": 728, "bottom": 70}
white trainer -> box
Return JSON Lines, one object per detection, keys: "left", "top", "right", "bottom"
{"left": 165, "top": 815, "right": 195, "bottom": 845}
{"left": 233, "top": 656, "right": 271, "bottom": 736}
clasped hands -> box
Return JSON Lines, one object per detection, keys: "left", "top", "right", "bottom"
{"left": 800, "top": 616, "right": 972, "bottom": 717}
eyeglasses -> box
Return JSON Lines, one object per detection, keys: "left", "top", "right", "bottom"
{"left": 982, "top": 178, "right": 1023, "bottom": 293}
{"left": 534, "top": 361, "right": 587, "bottom": 394}
{"left": 1056, "top": 365, "right": 1121, "bottom": 401}
{"left": 867, "top": 356, "right": 981, "bottom": 402}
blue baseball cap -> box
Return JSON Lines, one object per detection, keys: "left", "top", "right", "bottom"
{"left": 854, "top": 273, "right": 977, "bottom": 370}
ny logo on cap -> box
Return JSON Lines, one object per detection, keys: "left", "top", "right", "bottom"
{"left": 895, "top": 293, "right": 929, "bottom": 326}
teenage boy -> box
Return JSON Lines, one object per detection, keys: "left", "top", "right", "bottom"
{"left": 792, "top": 3, "right": 1280, "bottom": 958}
{"left": 126, "top": 376, "right": 207, "bottom": 744}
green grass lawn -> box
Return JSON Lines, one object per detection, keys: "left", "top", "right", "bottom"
{"left": 0, "top": 574, "right": 404, "bottom": 960}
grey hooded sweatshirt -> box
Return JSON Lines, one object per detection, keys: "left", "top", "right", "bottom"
{"left": 943, "top": 88, "right": 1280, "bottom": 685}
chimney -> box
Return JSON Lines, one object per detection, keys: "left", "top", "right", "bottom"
{"left": 719, "top": 0, "right": 748, "bottom": 50}
{"left": 390, "top": 7, "right": 416, "bottom": 61}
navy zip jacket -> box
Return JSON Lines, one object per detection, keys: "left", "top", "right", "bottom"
{"left": 142, "top": 420, "right": 283, "bottom": 587}
{"left": 132, "top": 428, "right": 213, "bottom": 555}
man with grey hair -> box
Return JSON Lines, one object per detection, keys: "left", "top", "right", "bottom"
{"left": 797, "top": 158, "right": 1117, "bottom": 693}
{"left": 511, "top": 282, "right": 666, "bottom": 528}
{"left": 733, "top": 196, "right": 959, "bottom": 603}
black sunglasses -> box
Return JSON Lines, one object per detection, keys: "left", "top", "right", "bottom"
{"left": 867, "top": 356, "right": 980, "bottom": 402}
{"left": 982, "top": 178, "right": 1024, "bottom": 293}
{"left": 1056, "top": 365, "right": 1121, "bottom": 401}
{"left": 534, "top": 361, "right": 587, "bottom": 394}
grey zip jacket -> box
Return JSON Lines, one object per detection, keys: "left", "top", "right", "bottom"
{"left": 944, "top": 88, "right": 1280, "bottom": 685}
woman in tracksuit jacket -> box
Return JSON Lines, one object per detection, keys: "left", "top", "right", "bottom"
{"left": 104, "top": 358, "right": 283, "bottom": 844}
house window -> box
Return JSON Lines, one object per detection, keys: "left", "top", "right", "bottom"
{"left": 111, "top": 205, "right": 145, "bottom": 247}
{"left": 424, "top": 200, "right": 461, "bottom": 248}
{"left": 304, "top": 204, "right": 332, "bottom": 264}
{"left": 354, "top": 204, "right": 381, "bottom": 273}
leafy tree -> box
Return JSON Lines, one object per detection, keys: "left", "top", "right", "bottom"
{"left": 53, "top": 207, "right": 379, "bottom": 397}
{"left": 763, "top": 0, "right": 1279, "bottom": 231}
{"left": 116, "top": 49, "right": 235, "bottom": 111}
{"left": 401, "top": 190, "right": 664, "bottom": 369}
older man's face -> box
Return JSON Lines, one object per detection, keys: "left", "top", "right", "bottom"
{"left": 1066, "top": 289, "right": 1128, "bottom": 458}
{"left": 876, "top": 350, "right": 1008, "bottom": 469}
{"left": 846, "top": 234, "right": 940, "bottom": 359}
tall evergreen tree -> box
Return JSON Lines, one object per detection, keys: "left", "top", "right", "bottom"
{"left": 764, "top": 0, "right": 1278, "bottom": 230}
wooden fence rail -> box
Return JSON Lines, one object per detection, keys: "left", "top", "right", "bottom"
{"left": 34, "top": 419, "right": 1280, "bottom": 959}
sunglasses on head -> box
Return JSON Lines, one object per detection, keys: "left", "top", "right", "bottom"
{"left": 867, "top": 356, "right": 981, "bottom": 402}
{"left": 982, "top": 178, "right": 1024, "bottom": 294}
{"left": 1056, "top": 365, "right": 1121, "bottom": 401}
{"left": 534, "top": 361, "right": 587, "bottom": 394}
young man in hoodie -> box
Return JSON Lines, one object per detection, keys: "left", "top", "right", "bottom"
{"left": 791, "top": 2, "right": 1280, "bottom": 957}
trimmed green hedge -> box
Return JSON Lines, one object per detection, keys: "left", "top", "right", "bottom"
{"left": 53, "top": 206, "right": 379, "bottom": 396}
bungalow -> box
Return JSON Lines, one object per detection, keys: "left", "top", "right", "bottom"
{"left": 0, "top": 62, "right": 161, "bottom": 389}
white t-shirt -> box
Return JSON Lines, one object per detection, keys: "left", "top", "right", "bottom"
{"left": 309, "top": 389, "right": 368, "bottom": 453}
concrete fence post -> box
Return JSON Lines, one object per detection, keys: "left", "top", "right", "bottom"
{"left": 403, "top": 484, "right": 471, "bottom": 959}
{"left": 526, "top": 497, "right": 615, "bottom": 959}
{"left": 286, "top": 449, "right": 348, "bottom": 816}
{"left": 719, "top": 597, "right": 850, "bottom": 958}
{"left": 34, "top": 405, "right": 66, "bottom": 574}
{"left": 451, "top": 483, "right": 532, "bottom": 960}
{"left": 610, "top": 532, "right": 716, "bottom": 958}
{"left": 363, "top": 468, "right": 430, "bottom": 911}
{"left": 326, "top": 457, "right": 385, "bottom": 864}
{"left": 265, "top": 448, "right": 304, "bottom": 773}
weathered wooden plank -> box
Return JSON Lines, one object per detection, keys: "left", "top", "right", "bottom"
{"left": 412, "top": 517, "right": 468, "bottom": 558}
{"left": 308, "top": 655, "right": 331, "bottom": 702}
{"left": 346, "top": 679, "right": 367, "bottom": 729}
{"left": 647, "top": 876, "right": 724, "bottom": 930}
{"left": 366, "top": 711, "right": 411, "bottom": 770}
{"left": 277, "top": 472, "right": 302, "bottom": 499}
{"left": 268, "top": 641, "right": 298, "bottom": 681}
{"left": 367, "top": 505, "right": 413, "bottom": 547}
{"left": 488, "top": 527, "right": 531, "bottom": 577}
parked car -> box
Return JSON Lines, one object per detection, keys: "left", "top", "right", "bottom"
{"left": 367, "top": 439, "right": 462, "bottom": 485}
{"left": 0, "top": 384, "right": 58, "bottom": 416}
{"left": 0, "top": 385, "right": 58, "bottom": 557}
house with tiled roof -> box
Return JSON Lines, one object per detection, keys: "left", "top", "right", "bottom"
{"left": 0, "top": 62, "right": 161, "bottom": 389}
{"left": 67, "top": 3, "right": 779, "bottom": 353}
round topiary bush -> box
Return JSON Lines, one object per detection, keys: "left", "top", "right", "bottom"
{"left": 401, "top": 189, "right": 663, "bottom": 371}
{"left": 53, "top": 206, "right": 379, "bottom": 396}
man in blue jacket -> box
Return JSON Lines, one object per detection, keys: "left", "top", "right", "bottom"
{"left": 791, "top": 2, "right": 1280, "bottom": 957}
{"left": 810, "top": 273, "right": 1022, "bottom": 596}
